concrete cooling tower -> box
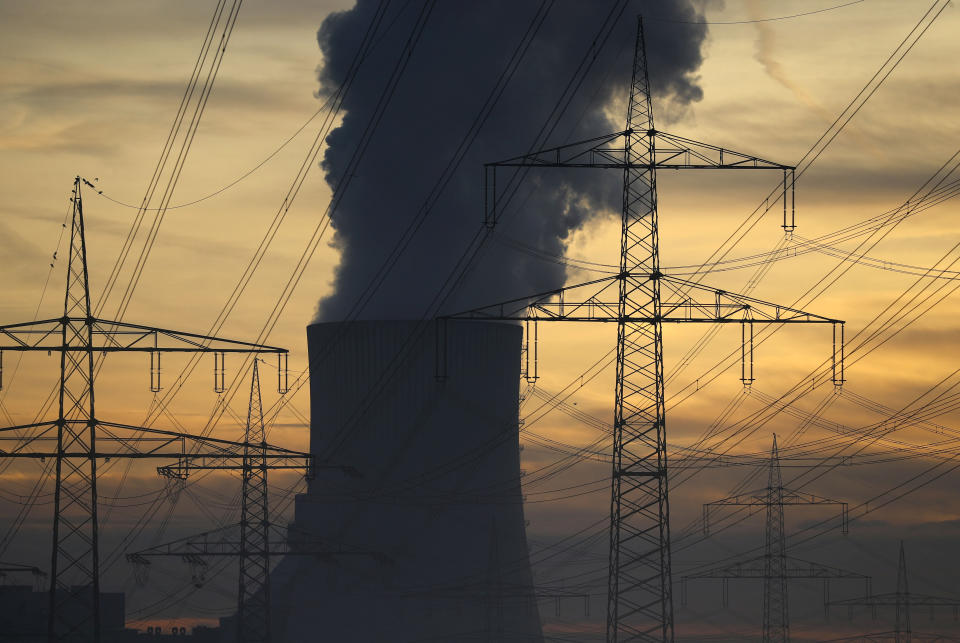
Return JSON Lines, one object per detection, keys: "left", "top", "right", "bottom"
{"left": 269, "top": 320, "right": 543, "bottom": 642}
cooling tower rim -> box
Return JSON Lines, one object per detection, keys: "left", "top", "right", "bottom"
{"left": 306, "top": 319, "right": 522, "bottom": 331}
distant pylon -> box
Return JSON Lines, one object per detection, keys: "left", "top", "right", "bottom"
{"left": 0, "top": 178, "right": 304, "bottom": 642}
{"left": 239, "top": 361, "right": 271, "bottom": 643}
{"left": 825, "top": 541, "right": 960, "bottom": 642}
{"left": 764, "top": 435, "right": 790, "bottom": 642}
{"left": 685, "top": 436, "right": 862, "bottom": 641}
{"left": 126, "top": 363, "right": 361, "bottom": 643}
{"left": 895, "top": 542, "right": 911, "bottom": 643}
{"left": 0, "top": 561, "right": 47, "bottom": 591}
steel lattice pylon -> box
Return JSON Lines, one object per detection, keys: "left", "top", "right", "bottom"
{"left": 0, "top": 178, "right": 311, "bottom": 642}
{"left": 445, "top": 17, "right": 846, "bottom": 641}
{"left": 126, "top": 363, "right": 360, "bottom": 643}
{"left": 895, "top": 544, "right": 911, "bottom": 643}
{"left": 239, "top": 360, "right": 270, "bottom": 643}
{"left": 825, "top": 542, "right": 960, "bottom": 643}
{"left": 607, "top": 22, "right": 671, "bottom": 642}
{"left": 50, "top": 177, "right": 102, "bottom": 642}
{"left": 764, "top": 436, "right": 790, "bottom": 642}
{"left": 687, "top": 436, "right": 857, "bottom": 643}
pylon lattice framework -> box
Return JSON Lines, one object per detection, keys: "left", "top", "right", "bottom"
{"left": 0, "top": 561, "right": 47, "bottom": 591}
{"left": 444, "top": 18, "right": 845, "bottom": 642}
{"left": 684, "top": 435, "right": 865, "bottom": 643}
{"left": 0, "top": 178, "right": 313, "bottom": 642}
{"left": 127, "top": 361, "right": 365, "bottom": 643}
{"left": 825, "top": 542, "right": 960, "bottom": 643}
{"left": 239, "top": 360, "right": 271, "bottom": 643}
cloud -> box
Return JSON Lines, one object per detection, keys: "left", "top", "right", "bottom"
{"left": 746, "top": 0, "right": 835, "bottom": 123}
{"left": 0, "top": 219, "right": 50, "bottom": 282}
{"left": 311, "top": 0, "right": 715, "bottom": 321}
{"left": 0, "top": 73, "right": 315, "bottom": 156}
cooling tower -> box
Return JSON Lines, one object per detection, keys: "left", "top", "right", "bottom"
{"left": 269, "top": 320, "right": 543, "bottom": 642}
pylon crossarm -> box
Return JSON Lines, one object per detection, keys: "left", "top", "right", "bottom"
{"left": 0, "top": 421, "right": 59, "bottom": 454}
{"left": 820, "top": 634, "right": 953, "bottom": 643}
{"left": 127, "top": 522, "right": 386, "bottom": 561}
{"left": 684, "top": 555, "right": 867, "bottom": 580}
{"left": 91, "top": 318, "right": 286, "bottom": 353}
{"left": 705, "top": 486, "right": 846, "bottom": 508}
{"left": 703, "top": 493, "right": 848, "bottom": 531}
{"left": 660, "top": 276, "right": 841, "bottom": 324}
{"left": 0, "top": 419, "right": 311, "bottom": 468}
{"left": 0, "top": 318, "right": 62, "bottom": 348}
{"left": 701, "top": 492, "right": 774, "bottom": 538}
{"left": 156, "top": 452, "right": 355, "bottom": 480}
{"left": 780, "top": 490, "right": 847, "bottom": 506}
{"left": 672, "top": 453, "right": 865, "bottom": 469}
{"left": 127, "top": 524, "right": 240, "bottom": 560}
{"left": 483, "top": 127, "right": 798, "bottom": 231}
{"left": 0, "top": 421, "right": 59, "bottom": 433}
{"left": 0, "top": 432, "right": 183, "bottom": 458}
{"left": 97, "top": 421, "right": 300, "bottom": 452}
{"left": 683, "top": 557, "right": 765, "bottom": 580}
{"left": 155, "top": 451, "right": 319, "bottom": 479}
{"left": 444, "top": 274, "right": 842, "bottom": 324}
{"left": 97, "top": 421, "right": 307, "bottom": 461}
{"left": 906, "top": 594, "right": 960, "bottom": 606}
{"left": 653, "top": 131, "right": 792, "bottom": 170}
{"left": 0, "top": 422, "right": 213, "bottom": 460}
{"left": 155, "top": 458, "right": 286, "bottom": 479}
{"left": 0, "top": 317, "right": 286, "bottom": 353}
{"left": 0, "top": 562, "right": 46, "bottom": 576}
{"left": 830, "top": 592, "right": 960, "bottom": 607}
{"left": 442, "top": 275, "right": 620, "bottom": 321}
{"left": 781, "top": 556, "right": 869, "bottom": 580}
{"left": 490, "top": 130, "right": 629, "bottom": 167}
{"left": 486, "top": 129, "right": 792, "bottom": 171}
{"left": 705, "top": 492, "right": 767, "bottom": 509}
{"left": 157, "top": 444, "right": 340, "bottom": 480}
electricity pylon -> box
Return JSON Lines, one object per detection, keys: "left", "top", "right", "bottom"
{"left": 824, "top": 542, "right": 960, "bottom": 643}
{"left": 128, "top": 360, "right": 366, "bottom": 643}
{"left": 127, "top": 521, "right": 384, "bottom": 639}
{"left": 239, "top": 359, "right": 270, "bottom": 643}
{"left": 0, "top": 178, "right": 312, "bottom": 642}
{"left": 684, "top": 436, "right": 865, "bottom": 642}
{"left": 443, "top": 18, "right": 845, "bottom": 641}
{"left": 0, "top": 562, "right": 47, "bottom": 591}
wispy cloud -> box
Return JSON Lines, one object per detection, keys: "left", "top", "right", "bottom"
{"left": 746, "top": 0, "right": 836, "bottom": 124}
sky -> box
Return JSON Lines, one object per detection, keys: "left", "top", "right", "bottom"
{"left": 2, "top": 0, "right": 960, "bottom": 639}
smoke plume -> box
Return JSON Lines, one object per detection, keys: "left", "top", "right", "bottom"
{"left": 314, "top": 0, "right": 713, "bottom": 321}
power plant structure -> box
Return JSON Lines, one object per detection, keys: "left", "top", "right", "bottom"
{"left": 267, "top": 320, "right": 543, "bottom": 641}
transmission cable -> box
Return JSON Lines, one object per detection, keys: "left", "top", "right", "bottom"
{"left": 654, "top": 0, "right": 866, "bottom": 25}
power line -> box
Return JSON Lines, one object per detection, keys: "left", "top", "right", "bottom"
{"left": 652, "top": 0, "right": 866, "bottom": 25}
{"left": 86, "top": 0, "right": 419, "bottom": 213}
